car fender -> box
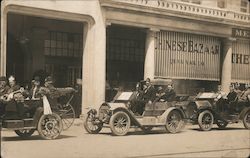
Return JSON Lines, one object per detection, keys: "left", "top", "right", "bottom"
{"left": 159, "top": 107, "right": 186, "bottom": 123}
{"left": 239, "top": 107, "right": 250, "bottom": 120}
{"left": 112, "top": 107, "right": 142, "bottom": 127}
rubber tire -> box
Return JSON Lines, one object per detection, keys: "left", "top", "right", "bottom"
{"left": 83, "top": 114, "right": 103, "bottom": 134}
{"left": 37, "top": 113, "right": 63, "bottom": 140}
{"left": 198, "top": 110, "right": 214, "bottom": 131}
{"left": 109, "top": 111, "right": 131, "bottom": 136}
{"left": 243, "top": 110, "right": 250, "bottom": 129}
{"left": 216, "top": 120, "right": 228, "bottom": 129}
{"left": 14, "top": 129, "right": 35, "bottom": 138}
{"left": 165, "top": 110, "right": 184, "bottom": 134}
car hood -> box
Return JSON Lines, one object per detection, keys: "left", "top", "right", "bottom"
{"left": 107, "top": 102, "right": 127, "bottom": 110}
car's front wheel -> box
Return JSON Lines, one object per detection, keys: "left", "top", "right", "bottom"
{"left": 84, "top": 113, "right": 103, "bottom": 134}
{"left": 165, "top": 110, "right": 184, "bottom": 134}
{"left": 243, "top": 110, "right": 250, "bottom": 129}
{"left": 109, "top": 111, "right": 131, "bottom": 136}
{"left": 198, "top": 110, "right": 214, "bottom": 131}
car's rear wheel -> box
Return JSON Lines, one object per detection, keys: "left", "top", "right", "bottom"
{"left": 37, "top": 113, "right": 63, "bottom": 140}
{"left": 243, "top": 110, "right": 250, "bottom": 129}
{"left": 216, "top": 120, "right": 228, "bottom": 129}
{"left": 110, "top": 111, "right": 130, "bottom": 136}
{"left": 198, "top": 110, "right": 214, "bottom": 131}
{"left": 165, "top": 110, "right": 184, "bottom": 134}
{"left": 14, "top": 129, "right": 35, "bottom": 138}
{"left": 84, "top": 113, "right": 103, "bottom": 134}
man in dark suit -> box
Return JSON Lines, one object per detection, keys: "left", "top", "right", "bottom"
{"left": 161, "top": 84, "right": 176, "bottom": 102}
{"left": 30, "top": 76, "right": 42, "bottom": 100}
{"left": 142, "top": 78, "right": 156, "bottom": 104}
{"left": 130, "top": 82, "right": 144, "bottom": 114}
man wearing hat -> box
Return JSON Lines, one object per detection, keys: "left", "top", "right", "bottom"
{"left": 239, "top": 83, "right": 250, "bottom": 101}
{"left": 30, "top": 76, "right": 42, "bottom": 100}
{"left": 7, "top": 75, "right": 20, "bottom": 94}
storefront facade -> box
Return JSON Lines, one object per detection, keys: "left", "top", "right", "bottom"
{"left": 1, "top": 0, "right": 250, "bottom": 113}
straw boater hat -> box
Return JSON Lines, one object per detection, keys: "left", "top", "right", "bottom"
{"left": 8, "top": 76, "right": 15, "bottom": 82}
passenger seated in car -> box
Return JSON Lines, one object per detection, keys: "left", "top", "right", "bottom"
{"left": 29, "top": 76, "right": 42, "bottom": 100}
{"left": 129, "top": 82, "right": 144, "bottom": 115}
{"left": 155, "top": 86, "right": 165, "bottom": 102}
{"left": 4, "top": 76, "right": 27, "bottom": 119}
{"left": 227, "top": 84, "right": 237, "bottom": 112}
{"left": 227, "top": 84, "right": 237, "bottom": 103}
{"left": 0, "top": 76, "right": 10, "bottom": 117}
{"left": 239, "top": 83, "right": 250, "bottom": 102}
{"left": 214, "top": 85, "right": 228, "bottom": 112}
{"left": 142, "top": 78, "right": 156, "bottom": 104}
{"left": 160, "top": 84, "right": 176, "bottom": 102}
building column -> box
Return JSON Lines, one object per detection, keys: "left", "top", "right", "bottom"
{"left": 221, "top": 38, "right": 234, "bottom": 93}
{"left": 0, "top": 7, "right": 7, "bottom": 76}
{"left": 82, "top": 21, "right": 106, "bottom": 114}
{"left": 144, "top": 28, "right": 158, "bottom": 80}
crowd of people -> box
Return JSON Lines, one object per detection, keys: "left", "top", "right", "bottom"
{"left": 129, "top": 78, "right": 250, "bottom": 115}
{"left": 0, "top": 75, "right": 75, "bottom": 119}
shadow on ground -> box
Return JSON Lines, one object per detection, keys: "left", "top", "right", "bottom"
{"left": 2, "top": 134, "right": 76, "bottom": 141}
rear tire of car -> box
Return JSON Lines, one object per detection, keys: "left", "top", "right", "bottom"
{"left": 198, "top": 110, "right": 214, "bottom": 131}
{"left": 243, "top": 110, "right": 250, "bottom": 129}
{"left": 110, "top": 111, "right": 130, "bottom": 136}
{"left": 165, "top": 110, "right": 184, "bottom": 134}
{"left": 14, "top": 129, "right": 35, "bottom": 138}
{"left": 37, "top": 113, "right": 63, "bottom": 140}
{"left": 216, "top": 120, "right": 228, "bottom": 129}
{"left": 84, "top": 113, "right": 103, "bottom": 134}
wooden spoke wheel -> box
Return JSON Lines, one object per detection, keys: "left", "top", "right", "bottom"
{"left": 165, "top": 110, "right": 184, "bottom": 134}
{"left": 84, "top": 113, "right": 103, "bottom": 134}
{"left": 243, "top": 110, "right": 250, "bottom": 129}
{"left": 110, "top": 111, "right": 131, "bottom": 136}
{"left": 37, "top": 113, "right": 63, "bottom": 140}
{"left": 57, "top": 104, "right": 76, "bottom": 130}
{"left": 198, "top": 110, "right": 214, "bottom": 131}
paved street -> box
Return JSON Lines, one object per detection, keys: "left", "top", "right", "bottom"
{"left": 1, "top": 120, "right": 250, "bottom": 158}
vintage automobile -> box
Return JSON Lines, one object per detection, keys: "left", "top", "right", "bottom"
{"left": 0, "top": 88, "right": 76, "bottom": 139}
{"left": 84, "top": 79, "right": 186, "bottom": 136}
{"left": 176, "top": 92, "right": 250, "bottom": 131}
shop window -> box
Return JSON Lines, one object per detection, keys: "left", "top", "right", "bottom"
{"left": 107, "top": 38, "right": 145, "bottom": 62}
{"left": 217, "top": 0, "right": 226, "bottom": 8}
{"left": 44, "top": 31, "right": 83, "bottom": 57}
